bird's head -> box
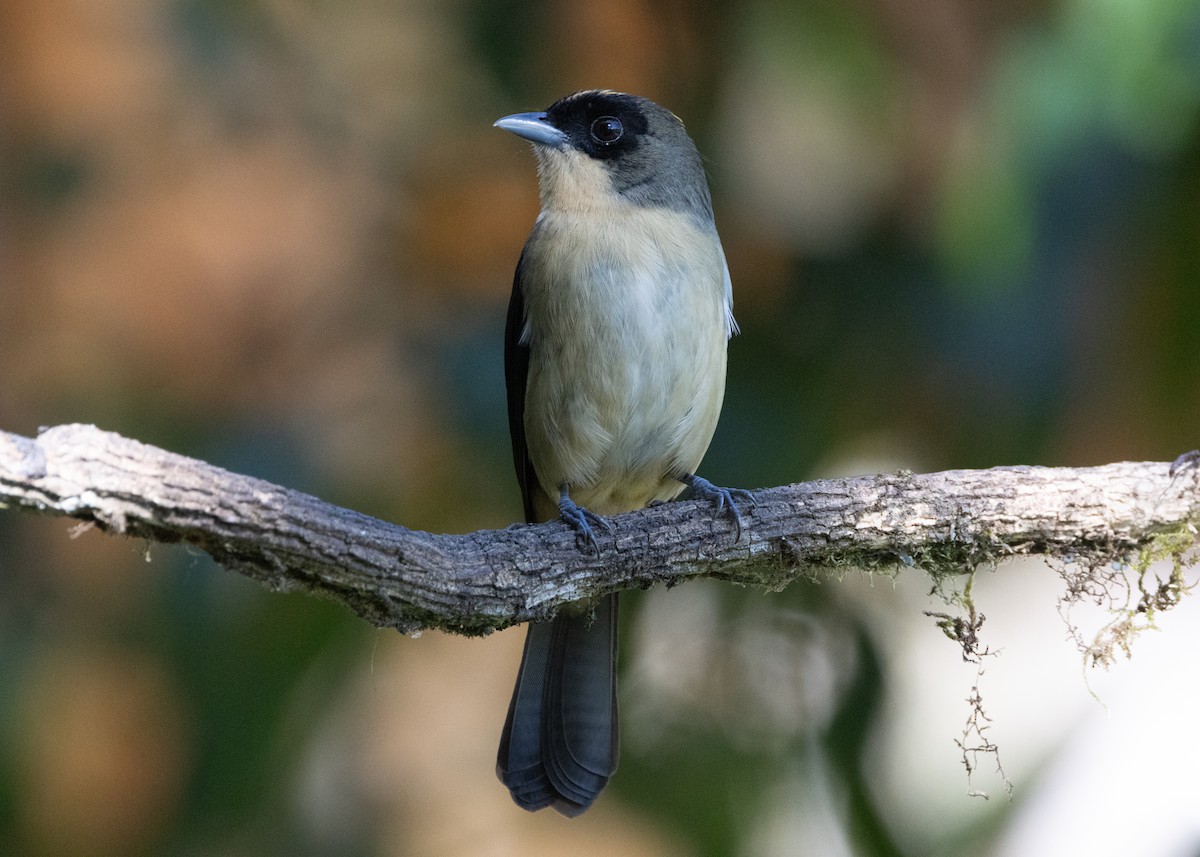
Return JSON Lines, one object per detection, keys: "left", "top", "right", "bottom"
{"left": 495, "top": 90, "right": 712, "bottom": 222}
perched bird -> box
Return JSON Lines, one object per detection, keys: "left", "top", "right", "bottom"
{"left": 494, "top": 90, "right": 748, "bottom": 816}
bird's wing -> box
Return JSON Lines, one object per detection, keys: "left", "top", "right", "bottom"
{"left": 505, "top": 246, "right": 539, "bottom": 524}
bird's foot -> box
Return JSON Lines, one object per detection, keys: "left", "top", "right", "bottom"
{"left": 1170, "top": 450, "right": 1200, "bottom": 478}
{"left": 558, "top": 486, "right": 611, "bottom": 554}
{"left": 680, "top": 473, "right": 755, "bottom": 541}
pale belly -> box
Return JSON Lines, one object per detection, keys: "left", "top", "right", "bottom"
{"left": 521, "top": 234, "right": 729, "bottom": 517}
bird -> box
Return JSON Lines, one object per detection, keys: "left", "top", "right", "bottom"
{"left": 493, "top": 90, "right": 748, "bottom": 816}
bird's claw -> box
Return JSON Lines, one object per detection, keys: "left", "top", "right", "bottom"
{"left": 681, "top": 473, "right": 755, "bottom": 541}
{"left": 558, "top": 489, "right": 611, "bottom": 554}
{"left": 1170, "top": 450, "right": 1200, "bottom": 478}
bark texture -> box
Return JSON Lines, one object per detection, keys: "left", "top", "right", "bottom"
{"left": 1, "top": 424, "right": 1197, "bottom": 634}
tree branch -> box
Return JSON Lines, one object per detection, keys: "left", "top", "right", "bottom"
{"left": 1, "top": 424, "right": 1197, "bottom": 635}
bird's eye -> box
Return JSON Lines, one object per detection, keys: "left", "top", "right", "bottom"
{"left": 590, "top": 116, "right": 623, "bottom": 144}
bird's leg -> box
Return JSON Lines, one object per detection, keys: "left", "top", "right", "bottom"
{"left": 1170, "top": 450, "right": 1200, "bottom": 478}
{"left": 679, "top": 473, "right": 755, "bottom": 540}
{"left": 558, "top": 484, "right": 612, "bottom": 554}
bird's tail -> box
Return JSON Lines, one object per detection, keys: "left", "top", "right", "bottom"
{"left": 496, "top": 593, "right": 619, "bottom": 816}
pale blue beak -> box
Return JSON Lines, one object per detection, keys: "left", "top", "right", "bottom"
{"left": 494, "top": 112, "right": 568, "bottom": 149}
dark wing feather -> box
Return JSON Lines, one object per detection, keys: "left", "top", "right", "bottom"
{"left": 496, "top": 242, "right": 619, "bottom": 816}
{"left": 504, "top": 248, "right": 538, "bottom": 524}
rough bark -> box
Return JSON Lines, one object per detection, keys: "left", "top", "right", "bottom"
{"left": 1, "top": 424, "right": 1197, "bottom": 635}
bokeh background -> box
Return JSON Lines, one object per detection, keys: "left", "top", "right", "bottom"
{"left": 1, "top": 0, "right": 1199, "bottom": 854}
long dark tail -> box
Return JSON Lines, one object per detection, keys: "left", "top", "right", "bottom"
{"left": 496, "top": 593, "right": 619, "bottom": 816}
